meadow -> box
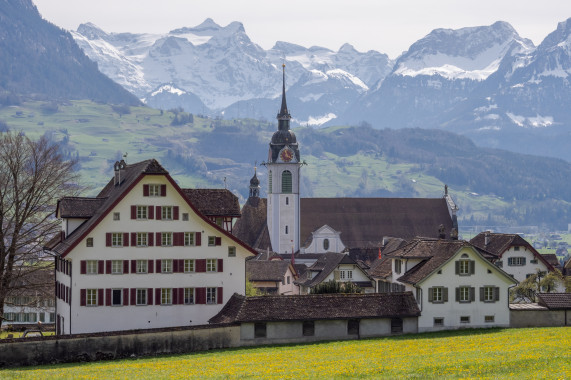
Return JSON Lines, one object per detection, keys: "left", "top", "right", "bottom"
{"left": 1, "top": 327, "right": 569, "bottom": 379}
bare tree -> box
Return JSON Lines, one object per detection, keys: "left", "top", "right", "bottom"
{"left": 0, "top": 132, "right": 79, "bottom": 327}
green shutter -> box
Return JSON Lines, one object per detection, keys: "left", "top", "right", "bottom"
{"left": 479, "top": 287, "right": 484, "bottom": 302}
{"left": 443, "top": 287, "right": 448, "bottom": 302}
{"left": 428, "top": 287, "right": 433, "bottom": 303}
{"left": 455, "top": 287, "right": 460, "bottom": 302}
{"left": 455, "top": 261, "right": 460, "bottom": 275}
{"left": 494, "top": 287, "right": 500, "bottom": 302}
{"left": 470, "top": 287, "right": 475, "bottom": 302}
{"left": 469, "top": 260, "right": 475, "bottom": 275}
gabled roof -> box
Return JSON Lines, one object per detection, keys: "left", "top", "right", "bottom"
{"left": 209, "top": 292, "right": 421, "bottom": 324}
{"left": 57, "top": 197, "right": 107, "bottom": 218}
{"left": 246, "top": 260, "right": 294, "bottom": 282}
{"left": 296, "top": 252, "right": 372, "bottom": 288}
{"left": 537, "top": 293, "right": 571, "bottom": 310}
{"left": 182, "top": 189, "right": 240, "bottom": 217}
{"left": 470, "top": 232, "right": 554, "bottom": 271}
{"left": 51, "top": 159, "right": 257, "bottom": 257}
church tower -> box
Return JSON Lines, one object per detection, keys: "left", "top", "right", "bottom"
{"left": 266, "top": 65, "right": 301, "bottom": 253}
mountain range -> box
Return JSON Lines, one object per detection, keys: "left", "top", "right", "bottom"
{"left": 72, "top": 17, "right": 571, "bottom": 161}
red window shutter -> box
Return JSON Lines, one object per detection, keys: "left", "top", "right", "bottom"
{"left": 217, "top": 287, "right": 223, "bottom": 304}
{"left": 131, "top": 260, "right": 137, "bottom": 273}
{"left": 80, "top": 260, "right": 87, "bottom": 274}
{"left": 106, "top": 260, "right": 112, "bottom": 274}
{"left": 178, "top": 259, "right": 184, "bottom": 272}
{"left": 218, "top": 259, "right": 223, "bottom": 272}
{"left": 155, "top": 288, "right": 161, "bottom": 305}
{"left": 148, "top": 205, "right": 154, "bottom": 219}
{"left": 131, "top": 232, "right": 137, "bottom": 246}
{"left": 196, "top": 232, "right": 201, "bottom": 246}
{"left": 130, "top": 288, "right": 136, "bottom": 305}
{"left": 156, "top": 259, "right": 162, "bottom": 273}
{"left": 131, "top": 205, "right": 136, "bottom": 219}
{"left": 173, "top": 260, "right": 179, "bottom": 273}
{"left": 173, "top": 288, "right": 179, "bottom": 305}
{"left": 178, "top": 287, "right": 184, "bottom": 305}
{"left": 173, "top": 232, "right": 182, "bottom": 246}
{"left": 161, "top": 184, "right": 167, "bottom": 196}
{"left": 173, "top": 206, "right": 179, "bottom": 220}
{"left": 124, "top": 260, "right": 129, "bottom": 274}
{"left": 106, "top": 233, "right": 112, "bottom": 247}
{"left": 123, "top": 288, "right": 129, "bottom": 306}
{"left": 98, "top": 260, "right": 105, "bottom": 274}
{"left": 98, "top": 289, "right": 104, "bottom": 306}
{"left": 123, "top": 232, "right": 129, "bottom": 247}
{"left": 197, "top": 288, "right": 206, "bottom": 304}
{"left": 148, "top": 260, "right": 154, "bottom": 273}
{"left": 215, "top": 237, "right": 222, "bottom": 246}
{"left": 156, "top": 232, "right": 162, "bottom": 246}
{"left": 143, "top": 184, "right": 149, "bottom": 196}
{"left": 105, "top": 289, "right": 111, "bottom": 306}
{"left": 148, "top": 232, "right": 154, "bottom": 246}
{"left": 80, "top": 289, "right": 86, "bottom": 306}
{"left": 156, "top": 206, "right": 162, "bottom": 220}
{"left": 148, "top": 288, "right": 153, "bottom": 305}
{"left": 196, "top": 259, "right": 206, "bottom": 273}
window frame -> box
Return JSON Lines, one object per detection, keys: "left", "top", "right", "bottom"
{"left": 113, "top": 212, "right": 120, "bottom": 221}
{"left": 111, "top": 233, "right": 123, "bottom": 247}
{"left": 184, "top": 259, "right": 195, "bottom": 273}
{"left": 162, "top": 206, "right": 173, "bottom": 220}
{"left": 86, "top": 237, "right": 94, "bottom": 247}
{"left": 184, "top": 232, "right": 195, "bottom": 246}
{"left": 161, "top": 288, "right": 172, "bottom": 305}
{"left": 161, "top": 259, "right": 173, "bottom": 273}
{"left": 184, "top": 288, "right": 195, "bottom": 305}
{"left": 137, "top": 232, "right": 148, "bottom": 247}
{"left": 86, "top": 260, "right": 98, "bottom": 275}
{"left": 161, "top": 232, "right": 173, "bottom": 246}
{"left": 433, "top": 287, "right": 443, "bottom": 303}
{"left": 281, "top": 170, "right": 292, "bottom": 193}
{"left": 458, "top": 260, "right": 470, "bottom": 275}
{"left": 148, "top": 184, "right": 161, "bottom": 197}
{"left": 459, "top": 286, "right": 471, "bottom": 303}
{"left": 394, "top": 259, "right": 402, "bottom": 274}
{"left": 111, "top": 260, "right": 123, "bottom": 274}
{"left": 460, "top": 316, "right": 470, "bottom": 324}
{"left": 111, "top": 289, "right": 122, "bottom": 306}
{"left": 228, "top": 246, "right": 236, "bottom": 257}
{"left": 136, "top": 260, "right": 148, "bottom": 274}
{"left": 136, "top": 288, "right": 147, "bottom": 305}
{"left": 86, "top": 289, "right": 97, "bottom": 306}
{"left": 208, "top": 236, "right": 216, "bottom": 246}
{"left": 434, "top": 317, "right": 444, "bottom": 327}
{"left": 485, "top": 315, "right": 495, "bottom": 323}
{"left": 206, "top": 259, "right": 217, "bottom": 272}
{"left": 206, "top": 287, "right": 217, "bottom": 304}
{"left": 136, "top": 205, "right": 148, "bottom": 220}
{"left": 483, "top": 286, "right": 495, "bottom": 302}
{"left": 508, "top": 257, "right": 526, "bottom": 266}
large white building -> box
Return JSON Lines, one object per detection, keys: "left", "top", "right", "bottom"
{"left": 48, "top": 159, "right": 256, "bottom": 335}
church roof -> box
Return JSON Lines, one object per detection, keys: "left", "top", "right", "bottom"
{"left": 233, "top": 197, "right": 272, "bottom": 251}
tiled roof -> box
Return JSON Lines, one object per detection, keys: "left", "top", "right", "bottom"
{"left": 57, "top": 197, "right": 107, "bottom": 218}
{"left": 233, "top": 197, "right": 272, "bottom": 251}
{"left": 182, "top": 189, "right": 240, "bottom": 217}
{"left": 541, "top": 254, "right": 561, "bottom": 269}
{"left": 367, "top": 257, "right": 393, "bottom": 279}
{"left": 537, "top": 293, "right": 571, "bottom": 310}
{"left": 246, "top": 260, "right": 292, "bottom": 282}
{"left": 209, "top": 292, "right": 421, "bottom": 324}
{"left": 470, "top": 232, "right": 554, "bottom": 271}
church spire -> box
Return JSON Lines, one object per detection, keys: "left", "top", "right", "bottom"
{"left": 277, "top": 63, "right": 291, "bottom": 131}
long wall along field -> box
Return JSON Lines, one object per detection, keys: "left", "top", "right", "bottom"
{"left": 1, "top": 327, "right": 570, "bottom": 379}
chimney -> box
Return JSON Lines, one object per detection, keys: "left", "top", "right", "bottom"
{"left": 484, "top": 231, "right": 491, "bottom": 246}
{"left": 114, "top": 159, "right": 127, "bottom": 186}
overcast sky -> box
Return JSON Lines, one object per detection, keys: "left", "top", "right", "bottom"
{"left": 34, "top": 0, "right": 571, "bottom": 58}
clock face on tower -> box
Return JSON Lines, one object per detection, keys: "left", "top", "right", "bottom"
{"left": 280, "top": 148, "right": 294, "bottom": 162}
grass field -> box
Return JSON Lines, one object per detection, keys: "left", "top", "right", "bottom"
{"left": 1, "top": 327, "right": 569, "bottom": 379}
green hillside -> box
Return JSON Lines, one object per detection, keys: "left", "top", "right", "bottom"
{"left": 1, "top": 100, "right": 570, "bottom": 229}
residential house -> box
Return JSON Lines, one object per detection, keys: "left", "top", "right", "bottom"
{"left": 385, "top": 238, "right": 517, "bottom": 332}
{"left": 47, "top": 159, "right": 256, "bottom": 335}
{"left": 246, "top": 256, "right": 299, "bottom": 295}
{"left": 209, "top": 292, "right": 420, "bottom": 344}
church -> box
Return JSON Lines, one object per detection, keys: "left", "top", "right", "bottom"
{"left": 233, "top": 66, "right": 458, "bottom": 258}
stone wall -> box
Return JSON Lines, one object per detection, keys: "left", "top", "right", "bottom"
{"left": 0, "top": 324, "right": 240, "bottom": 368}
{"left": 510, "top": 310, "right": 570, "bottom": 328}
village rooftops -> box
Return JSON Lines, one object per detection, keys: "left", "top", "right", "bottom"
{"left": 296, "top": 252, "right": 373, "bottom": 289}
{"left": 209, "top": 292, "right": 420, "bottom": 324}
{"left": 246, "top": 260, "right": 294, "bottom": 282}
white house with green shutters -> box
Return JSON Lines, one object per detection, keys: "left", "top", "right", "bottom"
{"left": 47, "top": 159, "right": 256, "bottom": 335}
{"left": 385, "top": 238, "right": 517, "bottom": 332}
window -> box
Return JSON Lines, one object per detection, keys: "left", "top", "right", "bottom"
{"left": 434, "top": 318, "right": 444, "bottom": 327}
{"left": 206, "top": 287, "right": 217, "bottom": 304}
{"left": 112, "top": 289, "right": 122, "bottom": 306}
{"left": 394, "top": 259, "right": 402, "bottom": 274}
{"left": 285, "top": 197, "right": 289, "bottom": 205}
{"left": 282, "top": 170, "right": 292, "bottom": 193}
{"left": 184, "top": 232, "right": 195, "bottom": 246}
{"left": 228, "top": 246, "right": 236, "bottom": 257}
{"left": 162, "top": 206, "right": 173, "bottom": 220}
{"left": 456, "top": 256, "right": 474, "bottom": 276}
{"left": 136, "top": 289, "right": 147, "bottom": 305}
{"left": 323, "top": 239, "right": 330, "bottom": 251}
{"left": 86, "top": 289, "right": 97, "bottom": 306}
{"left": 112, "top": 233, "right": 123, "bottom": 247}
{"left": 514, "top": 246, "right": 520, "bottom": 251}
{"left": 391, "top": 318, "right": 403, "bottom": 334}
{"left": 287, "top": 276, "right": 290, "bottom": 284}
{"left": 285, "top": 225, "right": 288, "bottom": 234}
{"left": 208, "top": 236, "right": 216, "bottom": 246}
{"left": 162, "top": 259, "right": 173, "bottom": 273}
{"left": 161, "top": 288, "right": 172, "bottom": 305}
{"left": 49, "top": 312, "right": 55, "bottom": 323}
{"left": 347, "top": 319, "right": 360, "bottom": 335}
{"left": 39, "top": 313, "right": 45, "bottom": 323}
{"left": 182, "top": 213, "right": 189, "bottom": 221}
{"left": 481, "top": 286, "right": 499, "bottom": 302}
{"left": 340, "top": 270, "right": 346, "bottom": 280}
{"left": 136, "top": 206, "right": 148, "bottom": 220}
{"left": 303, "top": 321, "right": 315, "bottom": 336}
{"left": 206, "top": 259, "right": 217, "bottom": 272}
{"left": 86, "top": 238, "right": 93, "bottom": 247}
{"left": 215, "top": 217, "right": 223, "bottom": 227}
{"left": 457, "top": 286, "right": 473, "bottom": 303}
{"left": 268, "top": 171, "right": 272, "bottom": 194}
{"left": 347, "top": 270, "right": 353, "bottom": 279}
{"left": 113, "top": 212, "right": 120, "bottom": 221}
{"left": 149, "top": 184, "right": 161, "bottom": 197}
{"left": 184, "top": 259, "right": 195, "bottom": 273}
{"left": 508, "top": 257, "right": 526, "bottom": 266}
{"left": 184, "top": 288, "right": 195, "bottom": 304}
{"left": 485, "top": 315, "right": 495, "bottom": 323}
{"left": 429, "top": 287, "right": 448, "bottom": 303}
{"left": 111, "top": 260, "right": 123, "bottom": 274}
{"left": 162, "top": 232, "right": 172, "bottom": 246}
{"left": 137, "top": 232, "right": 148, "bottom": 247}
{"left": 136, "top": 260, "right": 148, "bottom": 274}
{"left": 460, "top": 316, "right": 470, "bottom": 324}
{"left": 254, "top": 322, "right": 266, "bottom": 338}
{"left": 495, "top": 261, "right": 503, "bottom": 268}
{"left": 530, "top": 259, "right": 538, "bottom": 264}
{"left": 86, "top": 260, "right": 98, "bottom": 275}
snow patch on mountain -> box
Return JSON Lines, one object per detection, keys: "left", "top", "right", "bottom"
{"left": 506, "top": 112, "right": 554, "bottom": 128}
{"left": 295, "top": 113, "right": 337, "bottom": 126}
{"left": 150, "top": 84, "right": 186, "bottom": 97}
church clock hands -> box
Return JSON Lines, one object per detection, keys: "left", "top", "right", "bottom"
{"left": 280, "top": 148, "right": 294, "bottom": 162}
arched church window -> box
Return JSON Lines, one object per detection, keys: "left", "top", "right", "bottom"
{"left": 282, "top": 170, "right": 292, "bottom": 193}
{"left": 268, "top": 171, "right": 272, "bottom": 194}
{"left": 323, "top": 239, "right": 330, "bottom": 251}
